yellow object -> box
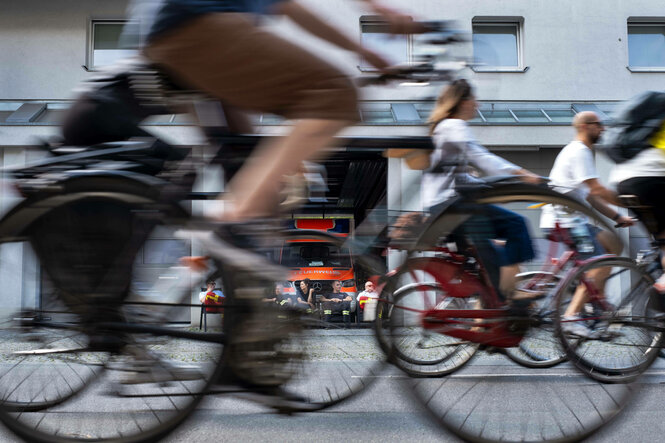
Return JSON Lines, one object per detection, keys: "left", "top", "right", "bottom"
{"left": 527, "top": 203, "right": 547, "bottom": 209}
{"left": 650, "top": 120, "right": 665, "bottom": 150}
{"left": 384, "top": 148, "right": 432, "bottom": 170}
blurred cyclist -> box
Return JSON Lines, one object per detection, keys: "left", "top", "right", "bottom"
{"left": 422, "top": 79, "right": 543, "bottom": 303}
{"left": 541, "top": 111, "right": 633, "bottom": 337}
{"left": 610, "top": 129, "right": 665, "bottom": 293}
{"left": 130, "top": 0, "right": 420, "bottom": 223}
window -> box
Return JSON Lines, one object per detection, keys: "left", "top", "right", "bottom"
{"left": 472, "top": 19, "right": 524, "bottom": 71}
{"left": 628, "top": 22, "right": 665, "bottom": 69}
{"left": 359, "top": 16, "right": 410, "bottom": 70}
{"left": 89, "top": 20, "right": 138, "bottom": 69}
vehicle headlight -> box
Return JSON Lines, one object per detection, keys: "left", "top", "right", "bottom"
{"left": 342, "top": 279, "right": 355, "bottom": 288}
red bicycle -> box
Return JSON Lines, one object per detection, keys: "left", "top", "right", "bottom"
{"left": 374, "top": 180, "right": 657, "bottom": 443}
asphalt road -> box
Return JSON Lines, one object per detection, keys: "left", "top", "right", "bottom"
{"left": 1, "top": 329, "right": 665, "bottom": 442}
{"left": 0, "top": 355, "right": 664, "bottom": 442}
{"left": 159, "top": 359, "right": 665, "bottom": 443}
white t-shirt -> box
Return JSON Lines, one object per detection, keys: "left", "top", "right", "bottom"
{"left": 422, "top": 119, "right": 520, "bottom": 209}
{"left": 540, "top": 140, "right": 598, "bottom": 229}
{"left": 609, "top": 147, "right": 665, "bottom": 185}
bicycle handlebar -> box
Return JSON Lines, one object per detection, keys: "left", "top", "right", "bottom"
{"left": 357, "top": 20, "right": 468, "bottom": 87}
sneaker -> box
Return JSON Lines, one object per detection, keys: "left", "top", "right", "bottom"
{"left": 120, "top": 362, "right": 204, "bottom": 385}
{"left": 561, "top": 316, "right": 597, "bottom": 338}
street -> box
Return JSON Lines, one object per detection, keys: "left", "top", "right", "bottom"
{"left": 1, "top": 329, "right": 665, "bottom": 442}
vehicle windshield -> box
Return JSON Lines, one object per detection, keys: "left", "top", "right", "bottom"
{"left": 280, "top": 242, "right": 352, "bottom": 268}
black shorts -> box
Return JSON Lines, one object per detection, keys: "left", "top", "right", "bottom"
{"left": 617, "top": 176, "right": 665, "bottom": 234}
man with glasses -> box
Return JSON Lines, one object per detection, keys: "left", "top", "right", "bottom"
{"left": 540, "top": 111, "right": 633, "bottom": 337}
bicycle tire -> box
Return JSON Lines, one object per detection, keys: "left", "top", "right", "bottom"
{"left": 0, "top": 194, "right": 223, "bottom": 443}
{"left": 553, "top": 255, "right": 664, "bottom": 383}
{"left": 0, "top": 294, "right": 107, "bottom": 412}
{"left": 407, "top": 198, "right": 636, "bottom": 442}
{"left": 375, "top": 257, "right": 478, "bottom": 378}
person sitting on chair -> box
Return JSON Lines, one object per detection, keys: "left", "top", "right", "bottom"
{"left": 356, "top": 280, "right": 378, "bottom": 322}
{"left": 320, "top": 280, "right": 352, "bottom": 326}
{"left": 199, "top": 280, "right": 224, "bottom": 304}
{"left": 262, "top": 283, "right": 281, "bottom": 305}
{"left": 296, "top": 278, "right": 315, "bottom": 310}
{"left": 278, "top": 282, "right": 311, "bottom": 311}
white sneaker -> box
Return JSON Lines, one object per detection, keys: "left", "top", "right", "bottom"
{"left": 120, "top": 362, "right": 204, "bottom": 385}
{"left": 561, "top": 316, "right": 597, "bottom": 338}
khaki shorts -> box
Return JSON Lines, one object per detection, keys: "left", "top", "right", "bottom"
{"left": 145, "top": 13, "right": 359, "bottom": 122}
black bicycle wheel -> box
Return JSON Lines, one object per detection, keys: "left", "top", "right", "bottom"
{"left": 0, "top": 279, "right": 107, "bottom": 412}
{"left": 503, "top": 273, "right": 567, "bottom": 368}
{"left": 553, "top": 256, "right": 663, "bottom": 383}
{"left": 0, "top": 195, "right": 224, "bottom": 443}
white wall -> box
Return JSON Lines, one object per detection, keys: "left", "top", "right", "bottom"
{"left": 0, "top": 0, "right": 129, "bottom": 100}
{"left": 2, "top": 0, "right": 663, "bottom": 102}
{"left": 289, "top": 0, "right": 665, "bottom": 102}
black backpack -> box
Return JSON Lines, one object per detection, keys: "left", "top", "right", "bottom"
{"left": 600, "top": 91, "right": 665, "bottom": 163}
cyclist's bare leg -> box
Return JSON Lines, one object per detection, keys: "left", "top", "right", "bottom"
{"left": 499, "top": 264, "right": 521, "bottom": 298}
{"left": 596, "top": 230, "right": 622, "bottom": 255}
{"left": 144, "top": 13, "right": 359, "bottom": 221}
{"left": 223, "top": 119, "right": 350, "bottom": 221}
{"left": 564, "top": 230, "right": 619, "bottom": 316}
{"left": 564, "top": 267, "right": 609, "bottom": 317}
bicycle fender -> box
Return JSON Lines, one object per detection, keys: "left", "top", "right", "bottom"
{"left": 0, "top": 173, "right": 188, "bottom": 242}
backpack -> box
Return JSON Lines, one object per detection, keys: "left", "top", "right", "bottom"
{"left": 600, "top": 91, "right": 665, "bottom": 163}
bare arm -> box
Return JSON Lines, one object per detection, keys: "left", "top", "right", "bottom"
{"left": 584, "top": 178, "right": 634, "bottom": 225}
{"left": 584, "top": 178, "right": 621, "bottom": 206}
{"left": 275, "top": 1, "right": 390, "bottom": 70}
{"left": 513, "top": 168, "right": 545, "bottom": 184}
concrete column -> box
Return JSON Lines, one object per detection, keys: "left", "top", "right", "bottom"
{"left": 386, "top": 157, "right": 423, "bottom": 270}
{"left": 0, "top": 148, "right": 32, "bottom": 317}
{"left": 189, "top": 146, "right": 225, "bottom": 327}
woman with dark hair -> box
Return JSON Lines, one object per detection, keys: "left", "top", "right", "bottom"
{"left": 296, "top": 278, "right": 315, "bottom": 310}
{"left": 422, "top": 79, "right": 543, "bottom": 301}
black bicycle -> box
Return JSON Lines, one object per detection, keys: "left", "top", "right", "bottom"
{"left": 0, "top": 21, "right": 463, "bottom": 443}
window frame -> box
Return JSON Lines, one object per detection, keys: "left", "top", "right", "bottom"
{"left": 358, "top": 15, "right": 412, "bottom": 72}
{"left": 86, "top": 19, "right": 137, "bottom": 71}
{"left": 471, "top": 17, "right": 527, "bottom": 73}
{"left": 626, "top": 19, "right": 665, "bottom": 72}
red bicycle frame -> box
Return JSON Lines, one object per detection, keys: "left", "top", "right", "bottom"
{"left": 388, "top": 222, "right": 615, "bottom": 348}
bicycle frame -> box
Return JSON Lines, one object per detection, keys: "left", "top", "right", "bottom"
{"left": 391, "top": 219, "right": 621, "bottom": 348}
